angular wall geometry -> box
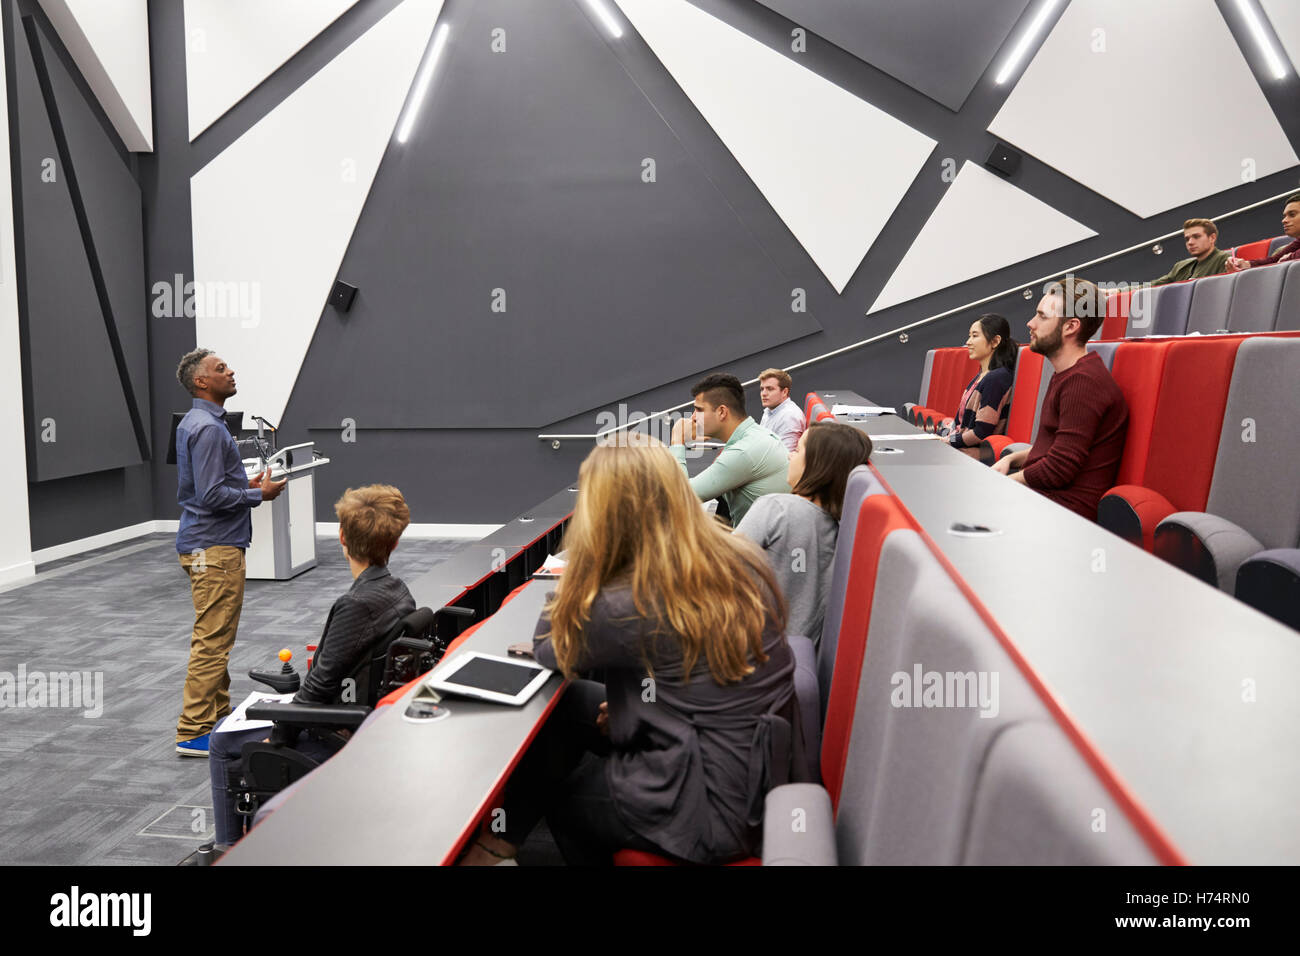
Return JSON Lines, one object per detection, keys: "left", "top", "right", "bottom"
{"left": 38, "top": 13, "right": 150, "bottom": 454}
{"left": 284, "top": 0, "right": 824, "bottom": 431}
{"left": 1261, "top": 0, "right": 1300, "bottom": 75}
{"left": 612, "top": 0, "right": 936, "bottom": 294}
{"left": 869, "top": 162, "right": 1095, "bottom": 314}
{"left": 36, "top": 0, "right": 151, "bottom": 150}
{"left": 190, "top": 0, "right": 442, "bottom": 427}
{"left": 184, "top": 0, "right": 361, "bottom": 140}
{"left": 0, "top": 9, "right": 35, "bottom": 582}
{"left": 754, "top": 0, "right": 1031, "bottom": 112}
{"left": 988, "top": 0, "right": 1297, "bottom": 219}
{"left": 12, "top": 14, "right": 141, "bottom": 480}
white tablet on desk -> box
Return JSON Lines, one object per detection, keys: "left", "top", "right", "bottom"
{"left": 424, "top": 652, "right": 552, "bottom": 706}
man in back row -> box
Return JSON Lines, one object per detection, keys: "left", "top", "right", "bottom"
{"left": 993, "top": 276, "right": 1128, "bottom": 521}
{"left": 1151, "top": 218, "right": 1229, "bottom": 286}
{"left": 670, "top": 373, "right": 789, "bottom": 524}
{"left": 1227, "top": 193, "right": 1300, "bottom": 272}
{"left": 757, "top": 367, "right": 805, "bottom": 453}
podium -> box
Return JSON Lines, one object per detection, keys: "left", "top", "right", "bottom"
{"left": 245, "top": 442, "right": 330, "bottom": 580}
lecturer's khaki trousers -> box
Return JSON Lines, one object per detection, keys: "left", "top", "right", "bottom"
{"left": 177, "top": 545, "right": 245, "bottom": 741}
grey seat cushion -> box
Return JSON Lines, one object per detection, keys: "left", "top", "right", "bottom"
{"left": 834, "top": 530, "right": 1039, "bottom": 865}
{"left": 1226, "top": 262, "right": 1287, "bottom": 332}
{"left": 817, "top": 465, "right": 883, "bottom": 720}
{"left": 1203, "top": 338, "right": 1300, "bottom": 550}
{"left": 1086, "top": 341, "right": 1119, "bottom": 370}
{"left": 1275, "top": 261, "right": 1300, "bottom": 332}
{"left": 1185, "top": 273, "right": 1236, "bottom": 334}
{"left": 1125, "top": 285, "right": 1158, "bottom": 338}
{"left": 787, "top": 635, "right": 821, "bottom": 783}
{"left": 762, "top": 784, "right": 836, "bottom": 865}
{"left": 1155, "top": 511, "right": 1265, "bottom": 593}
{"left": 961, "top": 720, "right": 1156, "bottom": 864}
{"left": 1151, "top": 279, "right": 1193, "bottom": 335}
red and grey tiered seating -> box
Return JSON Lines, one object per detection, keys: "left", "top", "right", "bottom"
{"left": 1154, "top": 337, "right": 1300, "bottom": 593}
{"left": 761, "top": 467, "right": 1160, "bottom": 866}
{"left": 903, "top": 348, "right": 979, "bottom": 430}
{"left": 1099, "top": 337, "right": 1239, "bottom": 550}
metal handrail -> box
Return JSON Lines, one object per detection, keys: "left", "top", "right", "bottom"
{"left": 539, "top": 186, "right": 1296, "bottom": 442}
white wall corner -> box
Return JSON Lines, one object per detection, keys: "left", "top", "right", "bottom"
{"left": 37, "top": 0, "right": 153, "bottom": 151}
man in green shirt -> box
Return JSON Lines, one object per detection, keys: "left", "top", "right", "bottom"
{"left": 670, "top": 373, "right": 790, "bottom": 525}
{"left": 1151, "top": 218, "right": 1229, "bottom": 286}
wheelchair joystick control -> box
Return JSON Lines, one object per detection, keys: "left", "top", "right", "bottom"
{"left": 248, "top": 648, "right": 301, "bottom": 694}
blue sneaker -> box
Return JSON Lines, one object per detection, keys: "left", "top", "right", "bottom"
{"left": 176, "top": 733, "right": 211, "bottom": 757}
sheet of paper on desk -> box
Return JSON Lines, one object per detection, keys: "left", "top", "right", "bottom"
{"left": 533, "top": 554, "right": 568, "bottom": 578}
{"left": 832, "top": 404, "right": 896, "bottom": 416}
{"left": 865, "top": 433, "right": 944, "bottom": 440}
{"left": 214, "top": 690, "right": 297, "bottom": 733}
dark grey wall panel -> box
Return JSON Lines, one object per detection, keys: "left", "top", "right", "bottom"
{"left": 37, "top": 19, "right": 150, "bottom": 458}
{"left": 6, "top": 0, "right": 153, "bottom": 550}
{"left": 10, "top": 10, "right": 140, "bottom": 482}
{"left": 141, "top": 0, "right": 198, "bottom": 527}
{"left": 26, "top": 463, "right": 153, "bottom": 551}
{"left": 754, "top": 0, "right": 1032, "bottom": 112}
{"left": 286, "top": 0, "right": 821, "bottom": 431}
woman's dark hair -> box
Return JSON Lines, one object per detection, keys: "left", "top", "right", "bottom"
{"left": 977, "top": 313, "right": 1018, "bottom": 373}
{"left": 791, "top": 422, "right": 873, "bottom": 521}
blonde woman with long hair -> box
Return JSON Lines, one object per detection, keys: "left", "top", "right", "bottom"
{"left": 462, "top": 434, "right": 797, "bottom": 866}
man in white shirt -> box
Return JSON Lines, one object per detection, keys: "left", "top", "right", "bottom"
{"left": 757, "top": 367, "right": 804, "bottom": 454}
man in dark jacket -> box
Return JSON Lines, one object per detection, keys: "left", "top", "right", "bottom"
{"left": 205, "top": 485, "right": 415, "bottom": 850}
{"left": 1150, "top": 218, "right": 1229, "bottom": 286}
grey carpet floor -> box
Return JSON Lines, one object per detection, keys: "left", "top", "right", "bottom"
{"left": 0, "top": 532, "right": 472, "bottom": 866}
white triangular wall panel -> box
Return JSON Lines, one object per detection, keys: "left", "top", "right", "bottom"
{"left": 611, "top": 0, "right": 936, "bottom": 294}
{"left": 185, "top": 0, "right": 362, "bottom": 140}
{"left": 1262, "top": 0, "right": 1300, "bottom": 75}
{"left": 869, "top": 162, "right": 1096, "bottom": 314}
{"left": 989, "top": 0, "right": 1297, "bottom": 219}
{"left": 190, "top": 0, "right": 443, "bottom": 427}
{"left": 37, "top": 0, "right": 152, "bottom": 151}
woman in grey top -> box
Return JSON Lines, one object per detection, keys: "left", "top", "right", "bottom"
{"left": 734, "top": 422, "right": 873, "bottom": 649}
{"left": 460, "top": 434, "right": 796, "bottom": 866}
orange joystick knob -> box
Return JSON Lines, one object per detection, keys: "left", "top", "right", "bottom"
{"left": 278, "top": 648, "right": 293, "bottom": 662}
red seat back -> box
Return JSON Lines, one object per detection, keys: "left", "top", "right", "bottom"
{"left": 804, "top": 391, "right": 824, "bottom": 426}
{"left": 1141, "top": 337, "right": 1241, "bottom": 513}
{"left": 821, "top": 496, "right": 912, "bottom": 811}
{"left": 1004, "top": 346, "right": 1043, "bottom": 444}
{"left": 1101, "top": 288, "right": 1132, "bottom": 341}
{"left": 924, "top": 347, "right": 980, "bottom": 419}
{"left": 1110, "top": 341, "right": 1173, "bottom": 487}
{"left": 1233, "top": 239, "right": 1271, "bottom": 261}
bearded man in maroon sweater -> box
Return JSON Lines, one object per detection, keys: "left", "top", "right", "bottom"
{"left": 992, "top": 276, "right": 1128, "bottom": 520}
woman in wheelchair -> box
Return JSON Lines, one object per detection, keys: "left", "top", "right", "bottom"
{"left": 460, "top": 434, "right": 797, "bottom": 866}
{"left": 207, "top": 484, "right": 415, "bottom": 851}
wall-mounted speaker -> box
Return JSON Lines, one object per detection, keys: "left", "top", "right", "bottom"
{"left": 984, "top": 142, "right": 1021, "bottom": 178}
{"left": 330, "top": 280, "right": 358, "bottom": 312}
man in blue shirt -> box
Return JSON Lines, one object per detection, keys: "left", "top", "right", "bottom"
{"left": 173, "top": 349, "right": 285, "bottom": 756}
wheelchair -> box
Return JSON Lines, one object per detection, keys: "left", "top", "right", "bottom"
{"left": 225, "top": 603, "right": 475, "bottom": 828}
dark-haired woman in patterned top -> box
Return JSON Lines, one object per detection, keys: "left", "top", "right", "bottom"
{"left": 940, "top": 314, "right": 1016, "bottom": 458}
